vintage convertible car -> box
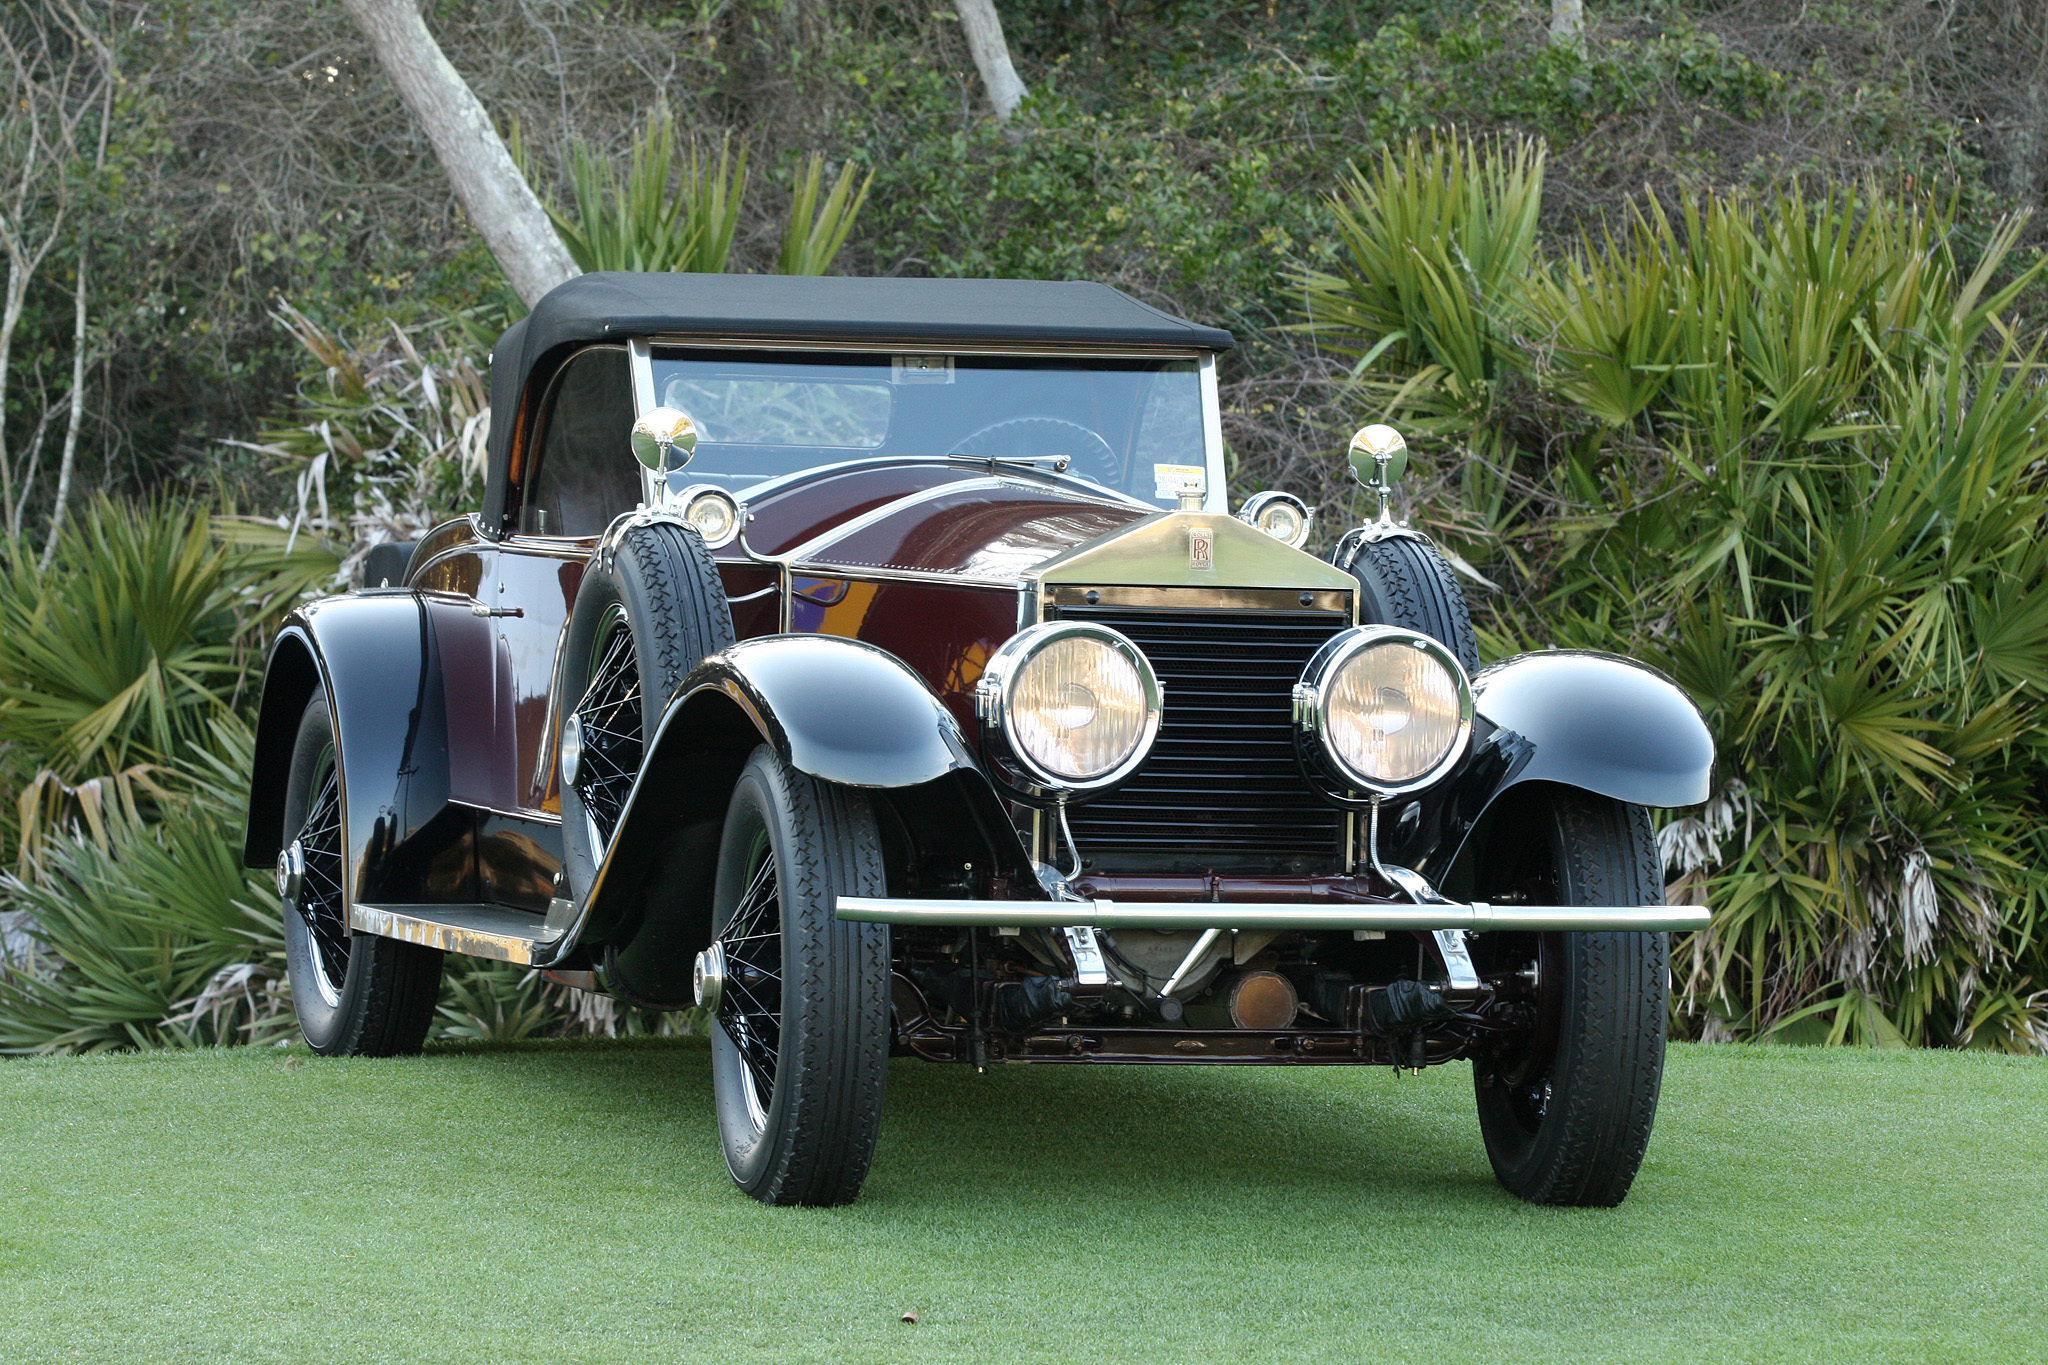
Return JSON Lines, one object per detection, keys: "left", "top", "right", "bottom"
{"left": 244, "top": 273, "right": 1713, "bottom": 1209}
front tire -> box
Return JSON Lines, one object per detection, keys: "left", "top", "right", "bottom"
{"left": 709, "top": 746, "right": 890, "bottom": 1207}
{"left": 280, "top": 690, "right": 443, "bottom": 1056}
{"left": 1471, "top": 790, "right": 1668, "bottom": 1207}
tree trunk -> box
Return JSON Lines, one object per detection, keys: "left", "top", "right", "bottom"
{"left": 37, "top": 243, "right": 83, "bottom": 571}
{"left": 341, "top": 0, "right": 578, "bottom": 307}
{"left": 1550, "top": 0, "right": 1584, "bottom": 46}
{"left": 955, "top": 0, "right": 1028, "bottom": 121}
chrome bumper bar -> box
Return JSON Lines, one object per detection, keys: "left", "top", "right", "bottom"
{"left": 835, "top": 897, "right": 1709, "bottom": 933}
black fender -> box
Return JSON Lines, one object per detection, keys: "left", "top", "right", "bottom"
{"left": 577, "top": 634, "right": 1035, "bottom": 959}
{"left": 1406, "top": 649, "right": 1714, "bottom": 876}
{"left": 243, "top": 591, "right": 556, "bottom": 909}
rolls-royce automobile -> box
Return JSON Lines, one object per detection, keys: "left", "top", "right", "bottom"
{"left": 245, "top": 274, "right": 1713, "bottom": 1207}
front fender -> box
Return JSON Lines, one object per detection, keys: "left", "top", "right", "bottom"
{"left": 1418, "top": 649, "right": 1713, "bottom": 875}
{"left": 679, "top": 634, "right": 980, "bottom": 788}
{"left": 1470, "top": 650, "right": 1713, "bottom": 807}
{"left": 577, "top": 634, "right": 1034, "bottom": 947}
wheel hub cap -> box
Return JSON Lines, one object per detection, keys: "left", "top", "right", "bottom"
{"left": 276, "top": 840, "right": 305, "bottom": 906}
{"left": 694, "top": 941, "right": 726, "bottom": 1014}
{"left": 559, "top": 712, "right": 584, "bottom": 787}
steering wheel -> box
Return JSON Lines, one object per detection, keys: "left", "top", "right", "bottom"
{"left": 953, "top": 416, "right": 1122, "bottom": 489}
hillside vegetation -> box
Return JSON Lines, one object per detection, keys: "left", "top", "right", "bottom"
{"left": 0, "top": 0, "right": 2044, "bottom": 1050}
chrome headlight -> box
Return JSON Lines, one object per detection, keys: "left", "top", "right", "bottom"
{"left": 1236, "top": 491, "right": 1314, "bottom": 548}
{"left": 679, "top": 486, "right": 740, "bottom": 548}
{"left": 975, "top": 622, "right": 1162, "bottom": 799}
{"left": 1293, "top": 626, "right": 1472, "bottom": 797}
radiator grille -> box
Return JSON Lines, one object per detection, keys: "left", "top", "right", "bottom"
{"left": 1048, "top": 606, "right": 1348, "bottom": 871}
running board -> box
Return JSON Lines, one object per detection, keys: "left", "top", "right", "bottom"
{"left": 350, "top": 903, "right": 563, "bottom": 964}
{"left": 836, "top": 898, "right": 1709, "bottom": 933}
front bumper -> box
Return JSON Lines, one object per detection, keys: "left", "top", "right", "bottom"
{"left": 835, "top": 897, "right": 1709, "bottom": 933}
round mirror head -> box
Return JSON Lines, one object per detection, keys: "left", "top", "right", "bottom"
{"left": 1348, "top": 424, "right": 1409, "bottom": 487}
{"left": 630, "top": 406, "right": 699, "bottom": 473}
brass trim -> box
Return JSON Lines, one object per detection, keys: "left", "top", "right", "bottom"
{"left": 1045, "top": 584, "right": 1351, "bottom": 613}
{"left": 1031, "top": 510, "right": 1360, "bottom": 595}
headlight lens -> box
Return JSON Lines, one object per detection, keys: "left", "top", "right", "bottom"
{"left": 977, "top": 623, "right": 1162, "bottom": 794}
{"left": 682, "top": 488, "right": 740, "bottom": 548}
{"left": 1296, "top": 627, "right": 1471, "bottom": 795}
{"left": 1011, "top": 636, "right": 1148, "bottom": 780}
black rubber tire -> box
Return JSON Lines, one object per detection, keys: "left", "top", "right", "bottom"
{"left": 1340, "top": 534, "right": 1480, "bottom": 674}
{"left": 558, "top": 520, "right": 735, "bottom": 902}
{"left": 710, "top": 746, "right": 890, "bottom": 1207}
{"left": 1471, "top": 789, "right": 1668, "bottom": 1207}
{"left": 281, "top": 690, "right": 443, "bottom": 1057}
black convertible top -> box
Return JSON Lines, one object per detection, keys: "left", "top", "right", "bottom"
{"left": 481, "top": 273, "right": 1234, "bottom": 534}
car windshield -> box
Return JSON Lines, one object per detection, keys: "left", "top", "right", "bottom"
{"left": 648, "top": 348, "right": 1208, "bottom": 508}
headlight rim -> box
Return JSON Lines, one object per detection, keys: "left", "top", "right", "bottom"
{"left": 975, "top": 620, "right": 1164, "bottom": 801}
{"left": 674, "top": 484, "right": 742, "bottom": 549}
{"left": 1293, "top": 624, "right": 1474, "bottom": 798}
{"left": 1235, "top": 490, "right": 1315, "bottom": 549}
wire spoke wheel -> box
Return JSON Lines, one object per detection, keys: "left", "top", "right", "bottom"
{"left": 717, "top": 838, "right": 783, "bottom": 1125}
{"left": 708, "top": 746, "right": 890, "bottom": 1207}
{"left": 572, "top": 606, "right": 642, "bottom": 848}
{"left": 291, "top": 751, "right": 351, "bottom": 1003}
{"left": 279, "top": 689, "right": 442, "bottom": 1057}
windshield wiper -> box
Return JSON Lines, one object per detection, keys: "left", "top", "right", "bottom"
{"left": 945, "top": 453, "right": 1072, "bottom": 478}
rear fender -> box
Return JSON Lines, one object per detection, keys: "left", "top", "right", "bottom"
{"left": 577, "top": 635, "right": 1035, "bottom": 948}
{"left": 242, "top": 591, "right": 528, "bottom": 905}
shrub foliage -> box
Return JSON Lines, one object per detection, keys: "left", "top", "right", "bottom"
{"left": 1305, "top": 133, "right": 2048, "bottom": 1048}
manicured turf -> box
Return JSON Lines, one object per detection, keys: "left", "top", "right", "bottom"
{"left": 0, "top": 1039, "right": 2039, "bottom": 1363}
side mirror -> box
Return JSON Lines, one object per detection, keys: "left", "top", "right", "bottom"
{"left": 1348, "top": 424, "right": 1409, "bottom": 524}
{"left": 1347, "top": 424, "right": 1408, "bottom": 490}
{"left": 631, "top": 406, "right": 699, "bottom": 473}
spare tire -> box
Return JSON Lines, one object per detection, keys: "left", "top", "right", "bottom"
{"left": 1337, "top": 533, "right": 1480, "bottom": 674}
{"left": 557, "top": 520, "right": 735, "bottom": 904}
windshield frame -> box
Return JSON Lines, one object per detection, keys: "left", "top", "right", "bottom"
{"left": 625, "top": 338, "right": 1226, "bottom": 515}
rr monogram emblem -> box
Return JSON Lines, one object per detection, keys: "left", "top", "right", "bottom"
{"left": 1189, "top": 525, "right": 1214, "bottom": 571}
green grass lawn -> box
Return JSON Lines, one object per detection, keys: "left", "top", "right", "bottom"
{"left": 0, "top": 1039, "right": 2040, "bottom": 1363}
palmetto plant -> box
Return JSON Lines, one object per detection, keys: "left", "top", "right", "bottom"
{"left": 0, "top": 717, "right": 284, "bottom": 1053}
{"left": 1303, "top": 132, "right": 2048, "bottom": 1050}
{"left": 0, "top": 497, "right": 242, "bottom": 781}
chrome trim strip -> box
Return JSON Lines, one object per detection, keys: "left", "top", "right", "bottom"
{"left": 462, "top": 801, "right": 563, "bottom": 827}
{"left": 647, "top": 338, "right": 1209, "bottom": 360}
{"left": 1197, "top": 353, "right": 1226, "bottom": 514}
{"left": 349, "top": 902, "right": 556, "bottom": 964}
{"left": 836, "top": 896, "right": 1711, "bottom": 933}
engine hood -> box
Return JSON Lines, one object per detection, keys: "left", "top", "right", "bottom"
{"left": 731, "top": 460, "right": 1353, "bottom": 597}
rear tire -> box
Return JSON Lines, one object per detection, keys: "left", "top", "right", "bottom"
{"left": 1471, "top": 790, "right": 1668, "bottom": 1206}
{"left": 1339, "top": 533, "right": 1480, "bottom": 673}
{"left": 709, "top": 746, "right": 890, "bottom": 1207}
{"left": 280, "top": 690, "right": 443, "bottom": 1057}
